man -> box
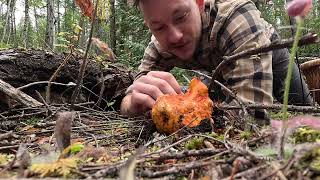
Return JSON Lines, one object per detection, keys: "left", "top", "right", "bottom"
{"left": 120, "top": 0, "right": 312, "bottom": 124}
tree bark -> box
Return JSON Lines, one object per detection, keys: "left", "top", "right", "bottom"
{"left": 110, "top": 0, "right": 116, "bottom": 51}
{"left": 23, "top": 0, "right": 29, "bottom": 48}
{"left": 56, "top": 0, "right": 60, "bottom": 35}
{"left": 45, "top": 0, "right": 55, "bottom": 50}
{"left": 33, "top": 5, "right": 39, "bottom": 48}
{"left": 1, "top": 0, "right": 12, "bottom": 43}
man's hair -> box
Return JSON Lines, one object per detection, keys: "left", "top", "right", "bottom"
{"left": 133, "top": 0, "right": 140, "bottom": 7}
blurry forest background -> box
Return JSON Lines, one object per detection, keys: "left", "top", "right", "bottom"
{"left": 0, "top": 0, "right": 318, "bottom": 75}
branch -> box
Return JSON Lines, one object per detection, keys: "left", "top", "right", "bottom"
{"left": 0, "top": 79, "right": 43, "bottom": 107}
{"left": 215, "top": 103, "right": 320, "bottom": 113}
{"left": 212, "top": 33, "right": 319, "bottom": 80}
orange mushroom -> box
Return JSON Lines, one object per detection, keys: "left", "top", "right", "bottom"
{"left": 152, "top": 78, "right": 214, "bottom": 134}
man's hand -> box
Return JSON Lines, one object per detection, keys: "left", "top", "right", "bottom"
{"left": 120, "top": 71, "right": 182, "bottom": 116}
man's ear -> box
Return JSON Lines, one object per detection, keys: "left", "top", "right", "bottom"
{"left": 143, "top": 20, "right": 148, "bottom": 27}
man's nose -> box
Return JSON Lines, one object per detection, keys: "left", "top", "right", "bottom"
{"left": 167, "top": 26, "right": 183, "bottom": 44}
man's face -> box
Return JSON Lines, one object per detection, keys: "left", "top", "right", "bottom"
{"left": 140, "top": 0, "right": 202, "bottom": 60}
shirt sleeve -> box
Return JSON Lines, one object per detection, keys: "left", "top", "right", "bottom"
{"left": 217, "top": 3, "right": 273, "bottom": 124}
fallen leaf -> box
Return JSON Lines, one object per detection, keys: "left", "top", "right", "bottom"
{"left": 91, "top": 37, "right": 116, "bottom": 61}
{"left": 31, "top": 157, "right": 78, "bottom": 178}
{"left": 75, "top": 0, "right": 94, "bottom": 19}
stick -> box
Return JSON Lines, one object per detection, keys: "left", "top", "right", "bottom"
{"left": 215, "top": 103, "right": 320, "bottom": 113}
{"left": 0, "top": 79, "right": 42, "bottom": 107}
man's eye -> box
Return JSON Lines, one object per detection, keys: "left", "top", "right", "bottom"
{"left": 153, "top": 26, "right": 164, "bottom": 31}
{"left": 176, "top": 12, "right": 188, "bottom": 22}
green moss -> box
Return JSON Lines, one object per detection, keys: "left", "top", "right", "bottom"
{"left": 301, "top": 147, "right": 320, "bottom": 173}
{"left": 206, "top": 132, "right": 224, "bottom": 141}
{"left": 291, "top": 127, "right": 320, "bottom": 144}
{"left": 240, "top": 131, "right": 252, "bottom": 140}
{"left": 185, "top": 137, "right": 205, "bottom": 150}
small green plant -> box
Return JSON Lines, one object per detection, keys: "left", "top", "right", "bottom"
{"left": 26, "top": 117, "right": 42, "bottom": 125}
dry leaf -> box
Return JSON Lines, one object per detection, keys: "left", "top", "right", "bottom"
{"left": 54, "top": 111, "right": 75, "bottom": 152}
{"left": 91, "top": 37, "right": 116, "bottom": 61}
{"left": 75, "top": 0, "right": 94, "bottom": 19}
{"left": 76, "top": 146, "right": 110, "bottom": 162}
{"left": 31, "top": 157, "right": 78, "bottom": 178}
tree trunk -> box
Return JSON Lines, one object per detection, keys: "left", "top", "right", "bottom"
{"left": 1, "top": 0, "right": 12, "bottom": 43}
{"left": 78, "top": 16, "right": 86, "bottom": 49}
{"left": 109, "top": 0, "right": 116, "bottom": 51}
{"left": 33, "top": 6, "right": 39, "bottom": 48}
{"left": 56, "top": 0, "right": 60, "bottom": 35}
{"left": 6, "top": 0, "right": 15, "bottom": 46}
{"left": 45, "top": 0, "right": 55, "bottom": 50}
{"left": 11, "top": 3, "right": 17, "bottom": 47}
{"left": 23, "top": 0, "right": 29, "bottom": 48}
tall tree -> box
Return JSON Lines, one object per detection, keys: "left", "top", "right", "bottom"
{"left": 1, "top": 0, "right": 12, "bottom": 43}
{"left": 23, "top": 0, "right": 29, "bottom": 48}
{"left": 109, "top": 0, "right": 116, "bottom": 51}
{"left": 56, "top": 0, "right": 60, "bottom": 35}
{"left": 46, "top": 0, "right": 55, "bottom": 49}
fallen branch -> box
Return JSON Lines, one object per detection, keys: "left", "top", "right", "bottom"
{"left": 0, "top": 79, "right": 43, "bottom": 107}
{"left": 216, "top": 103, "right": 320, "bottom": 113}
{"left": 138, "top": 159, "right": 225, "bottom": 178}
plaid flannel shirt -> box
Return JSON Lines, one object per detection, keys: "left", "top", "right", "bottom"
{"left": 132, "top": 0, "right": 275, "bottom": 124}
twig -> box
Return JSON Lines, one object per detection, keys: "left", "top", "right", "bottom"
{"left": 0, "top": 131, "right": 14, "bottom": 141}
{"left": 0, "top": 144, "right": 37, "bottom": 151}
{"left": 18, "top": 81, "right": 76, "bottom": 90}
{"left": 35, "top": 90, "right": 52, "bottom": 115}
{"left": 222, "top": 164, "right": 269, "bottom": 180}
{"left": 213, "top": 80, "right": 248, "bottom": 117}
{"left": 212, "top": 33, "right": 319, "bottom": 80}
{"left": 135, "top": 125, "right": 144, "bottom": 145}
{"left": 70, "top": 0, "right": 99, "bottom": 110}
{"left": 215, "top": 103, "right": 320, "bottom": 113}
{"left": 138, "top": 159, "right": 223, "bottom": 178}
{"left": 95, "top": 65, "right": 106, "bottom": 107}
{"left": 142, "top": 148, "right": 226, "bottom": 162}
{"left": 46, "top": 52, "right": 73, "bottom": 103}
{"left": 271, "top": 162, "right": 288, "bottom": 180}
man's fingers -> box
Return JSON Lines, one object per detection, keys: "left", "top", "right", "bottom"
{"left": 147, "top": 71, "right": 182, "bottom": 94}
{"left": 134, "top": 82, "right": 164, "bottom": 100}
{"left": 137, "top": 76, "right": 177, "bottom": 95}
{"left": 131, "top": 90, "right": 156, "bottom": 109}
